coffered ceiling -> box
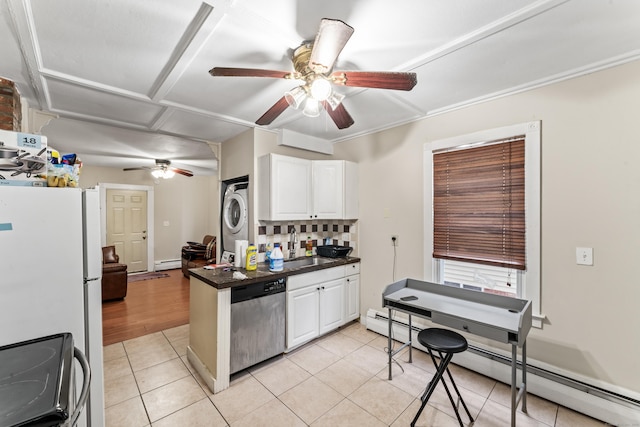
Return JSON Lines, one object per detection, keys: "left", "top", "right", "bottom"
{"left": 1, "top": 0, "right": 639, "bottom": 174}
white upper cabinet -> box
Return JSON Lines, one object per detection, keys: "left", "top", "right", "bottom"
{"left": 258, "top": 154, "right": 358, "bottom": 221}
{"left": 258, "top": 154, "right": 312, "bottom": 221}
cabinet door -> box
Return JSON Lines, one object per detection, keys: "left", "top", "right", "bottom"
{"left": 287, "top": 286, "right": 319, "bottom": 349}
{"left": 312, "top": 160, "right": 344, "bottom": 219}
{"left": 271, "top": 155, "right": 312, "bottom": 220}
{"left": 319, "top": 278, "right": 345, "bottom": 335}
{"left": 345, "top": 274, "right": 360, "bottom": 322}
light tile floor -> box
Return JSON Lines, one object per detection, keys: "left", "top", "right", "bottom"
{"left": 103, "top": 322, "right": 608, "bottom": 426}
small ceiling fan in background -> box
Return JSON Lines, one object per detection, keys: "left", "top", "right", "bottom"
{"left": 209, "top": 18, "right": 417, "bottom": 129}
{"left": 123, "top": 159, "right": 193, "bottom": 179}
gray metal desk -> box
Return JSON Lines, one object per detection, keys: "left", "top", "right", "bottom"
{"left": 383, "top": 278, "right": 532, "bottom": 427}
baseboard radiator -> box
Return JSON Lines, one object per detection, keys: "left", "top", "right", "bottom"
{"left": 154, "top": 259, "right": 181, "bottom": 271}
{"left": 365, "top": 308, "right": 640, "bottom": 426}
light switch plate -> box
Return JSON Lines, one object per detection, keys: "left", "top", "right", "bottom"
{"left": 576, "top": 247, "right": 593, "bottom": 266}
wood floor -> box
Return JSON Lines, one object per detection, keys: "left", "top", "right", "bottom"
{"left": 102, "top": 269, "right": 189, "bottom": 346}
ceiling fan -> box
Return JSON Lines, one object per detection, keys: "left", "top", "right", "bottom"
{"left": 209, "top": 18, "right": 417, "bottom": 130}
{"left": 123, "top": 159, "right": 193, "bottom": 179}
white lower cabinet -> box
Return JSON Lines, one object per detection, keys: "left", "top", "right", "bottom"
{"left": 319, "top": 278, "right": 345, "bottom": 335}
{"left": 286, "top": 263, "right": 360, "bottom": 350}
{"left": 287, "top": 285, "right": 320, "bottom": 348}
{"left": 345, "top": 274, "right": 360, "bottom": 322}
{"left": 344, "top": 262, "right": 360, "bottom": 323}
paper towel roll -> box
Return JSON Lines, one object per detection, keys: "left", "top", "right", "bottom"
{"left": 235, "top": 240, "right": 248, "bottom": 268}
{"left": 240, "top": 240, "right": 248, "bottom": 267}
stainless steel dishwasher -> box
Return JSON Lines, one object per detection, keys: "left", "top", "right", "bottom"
{"left": 230, "top": 277, "right": 286, "bottom": 374}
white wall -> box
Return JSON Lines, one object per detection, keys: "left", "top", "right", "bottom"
{"left": 334, "top": 60, "right": 640, "bottom": 394}
{"left": 80, "top": 165, "right": 218, "bottom": 262}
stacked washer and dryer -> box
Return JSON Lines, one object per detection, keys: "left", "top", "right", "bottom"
{"left": 220, "top": 178, "right": 249, "bottom": 263}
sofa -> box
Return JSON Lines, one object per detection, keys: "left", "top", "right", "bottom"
{"left": 102, "top": 246, "right": 128, "bottom": 301}
{"left": 181, "top": 235, "right": 216, "bottom": 278}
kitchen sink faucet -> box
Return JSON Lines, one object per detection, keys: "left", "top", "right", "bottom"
{"left": 289, "top": 226, "right": 297, "bottom": 259}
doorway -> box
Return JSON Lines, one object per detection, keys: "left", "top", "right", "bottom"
{"left": 100, "top": 183, "right": 154, "bottom": 272}
{"left": 106, "top": 189, "right": 148, "bottom": 272}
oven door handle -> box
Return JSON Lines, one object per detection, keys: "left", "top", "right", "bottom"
{"left": 69, "top": 347, "right": 92, "bottom": 426}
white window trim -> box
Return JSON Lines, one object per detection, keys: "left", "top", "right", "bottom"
{"left": 424, "top": 121, "right": 544, "bottom": 328}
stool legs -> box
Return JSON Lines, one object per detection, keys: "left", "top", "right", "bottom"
{"left": 411, "top": 349, "right": 474, "bottom": 427}
{"left": 411, "top": 351, "right": 453, "bottom": 426}
{"left": 436, "top": 350, "right": 474, "bottom": 426}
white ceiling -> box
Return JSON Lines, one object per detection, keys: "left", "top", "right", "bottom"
{"left": 1, "top": 0, "right": 640, "bottom": 175}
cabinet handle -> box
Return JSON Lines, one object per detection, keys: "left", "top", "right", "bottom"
{"left": 346, "top": 278, "right": 350, "bottom": 282}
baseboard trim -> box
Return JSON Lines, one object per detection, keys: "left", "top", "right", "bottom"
{"left": 154, "top": 259, "right": 181, "bottom": 271}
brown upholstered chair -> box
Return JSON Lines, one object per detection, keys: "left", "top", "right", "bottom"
{"left": 181, "top": 235, "right": 216, "bottom": 278}
{"left": 102, "top": 246, "right": 128, "bottom": 301}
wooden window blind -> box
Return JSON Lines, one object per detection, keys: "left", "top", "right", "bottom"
{"left": 433, "top": 137, "right": 526, "bottom": 270}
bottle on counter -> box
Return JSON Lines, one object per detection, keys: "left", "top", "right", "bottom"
{"left": 305, "top": 237, "right": 313, "bottom": 257}
{"left": 245, "top": 244, "right": 257, "bottom": 271}
{"left": 269, "top": 243, "right": 284, "bottom": 271}
{"left": 265, "top": 243, "right": 272, "bottom": 263}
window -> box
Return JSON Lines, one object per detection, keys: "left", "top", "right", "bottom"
{"left": 424, "top": 121, "right": 543, "bottom": 327}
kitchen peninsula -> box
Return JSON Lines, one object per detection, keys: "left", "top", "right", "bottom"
{"left": 187, "top": 256, "right": 360, "bottom": 394}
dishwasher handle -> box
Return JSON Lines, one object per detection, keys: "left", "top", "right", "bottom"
{"left": 69, "top": 347, "right": 91, "bottom": 426}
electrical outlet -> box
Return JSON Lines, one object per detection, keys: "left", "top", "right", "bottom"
{"left": 391, "top": 235, "right": 399, "bottom": 246}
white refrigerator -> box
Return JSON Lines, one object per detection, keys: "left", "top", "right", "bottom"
{"left": 0, "top": 186, "right": 105, "bottom": 427}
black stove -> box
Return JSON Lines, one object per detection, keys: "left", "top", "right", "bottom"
{"left": 0, "top": 333, "right": 75, "bottom": 427}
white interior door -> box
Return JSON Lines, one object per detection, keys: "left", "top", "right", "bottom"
{"left": 106, "top": 189, "right": 148, "bottom": 272}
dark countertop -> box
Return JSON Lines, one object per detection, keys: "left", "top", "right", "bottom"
{"left": 189, "top": 256, "right": 361, "bottom": 289}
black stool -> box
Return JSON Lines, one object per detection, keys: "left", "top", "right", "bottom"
{"left": 411, "top": 328, "right": 474, "bottom": 427}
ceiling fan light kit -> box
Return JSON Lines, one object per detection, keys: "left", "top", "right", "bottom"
{"left": 302, "top": 98, "right": 321, "bottom": 118}
{"left": 309, "top": 78, "right": 332, "bottom": 101}
{"left": 325, "top": 91, "right": 345, "bottom": 111}
{"left": 208, "top": 18, "right": 417, "bottom": 130}
{"left": 284, "top": 86, "right": 307, "bottom": 109}
{"left": 123, "top": 159, "right": 193, "bottom": 178}
{"left": 151, "top": 168, "right": 175, "bottom": 179}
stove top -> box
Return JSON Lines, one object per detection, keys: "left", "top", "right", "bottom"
{"left": 0, "top": 333, "right": 74, "bottom": 427}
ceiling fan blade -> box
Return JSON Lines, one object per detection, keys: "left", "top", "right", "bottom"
{"left": 256, "top": 96, "right": 290, "bottom": 126}
{"left": 321, "top": 101, "right": 354, "bottom": 130}
{"left": 308, "top": 18, "right": 354, "bottom": 74}
{"left": 209, "top": 67, "right": 293, "bottom": 79}
{"left": 171, "top": 167, "right": 194, "bottom": 177}
{"left": 331, "top": 71, "right": 417, "bottom": 91}
{"left": 123, "top": 166, "right": 151, "bottom": 172}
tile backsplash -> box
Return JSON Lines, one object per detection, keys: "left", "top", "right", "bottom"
{"left": 254, "top": 220, "right": 358, "bottom": 262}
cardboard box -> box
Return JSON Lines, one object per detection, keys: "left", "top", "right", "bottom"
{"left": 0, "top": 130, "right": 47, "bottom": 187}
